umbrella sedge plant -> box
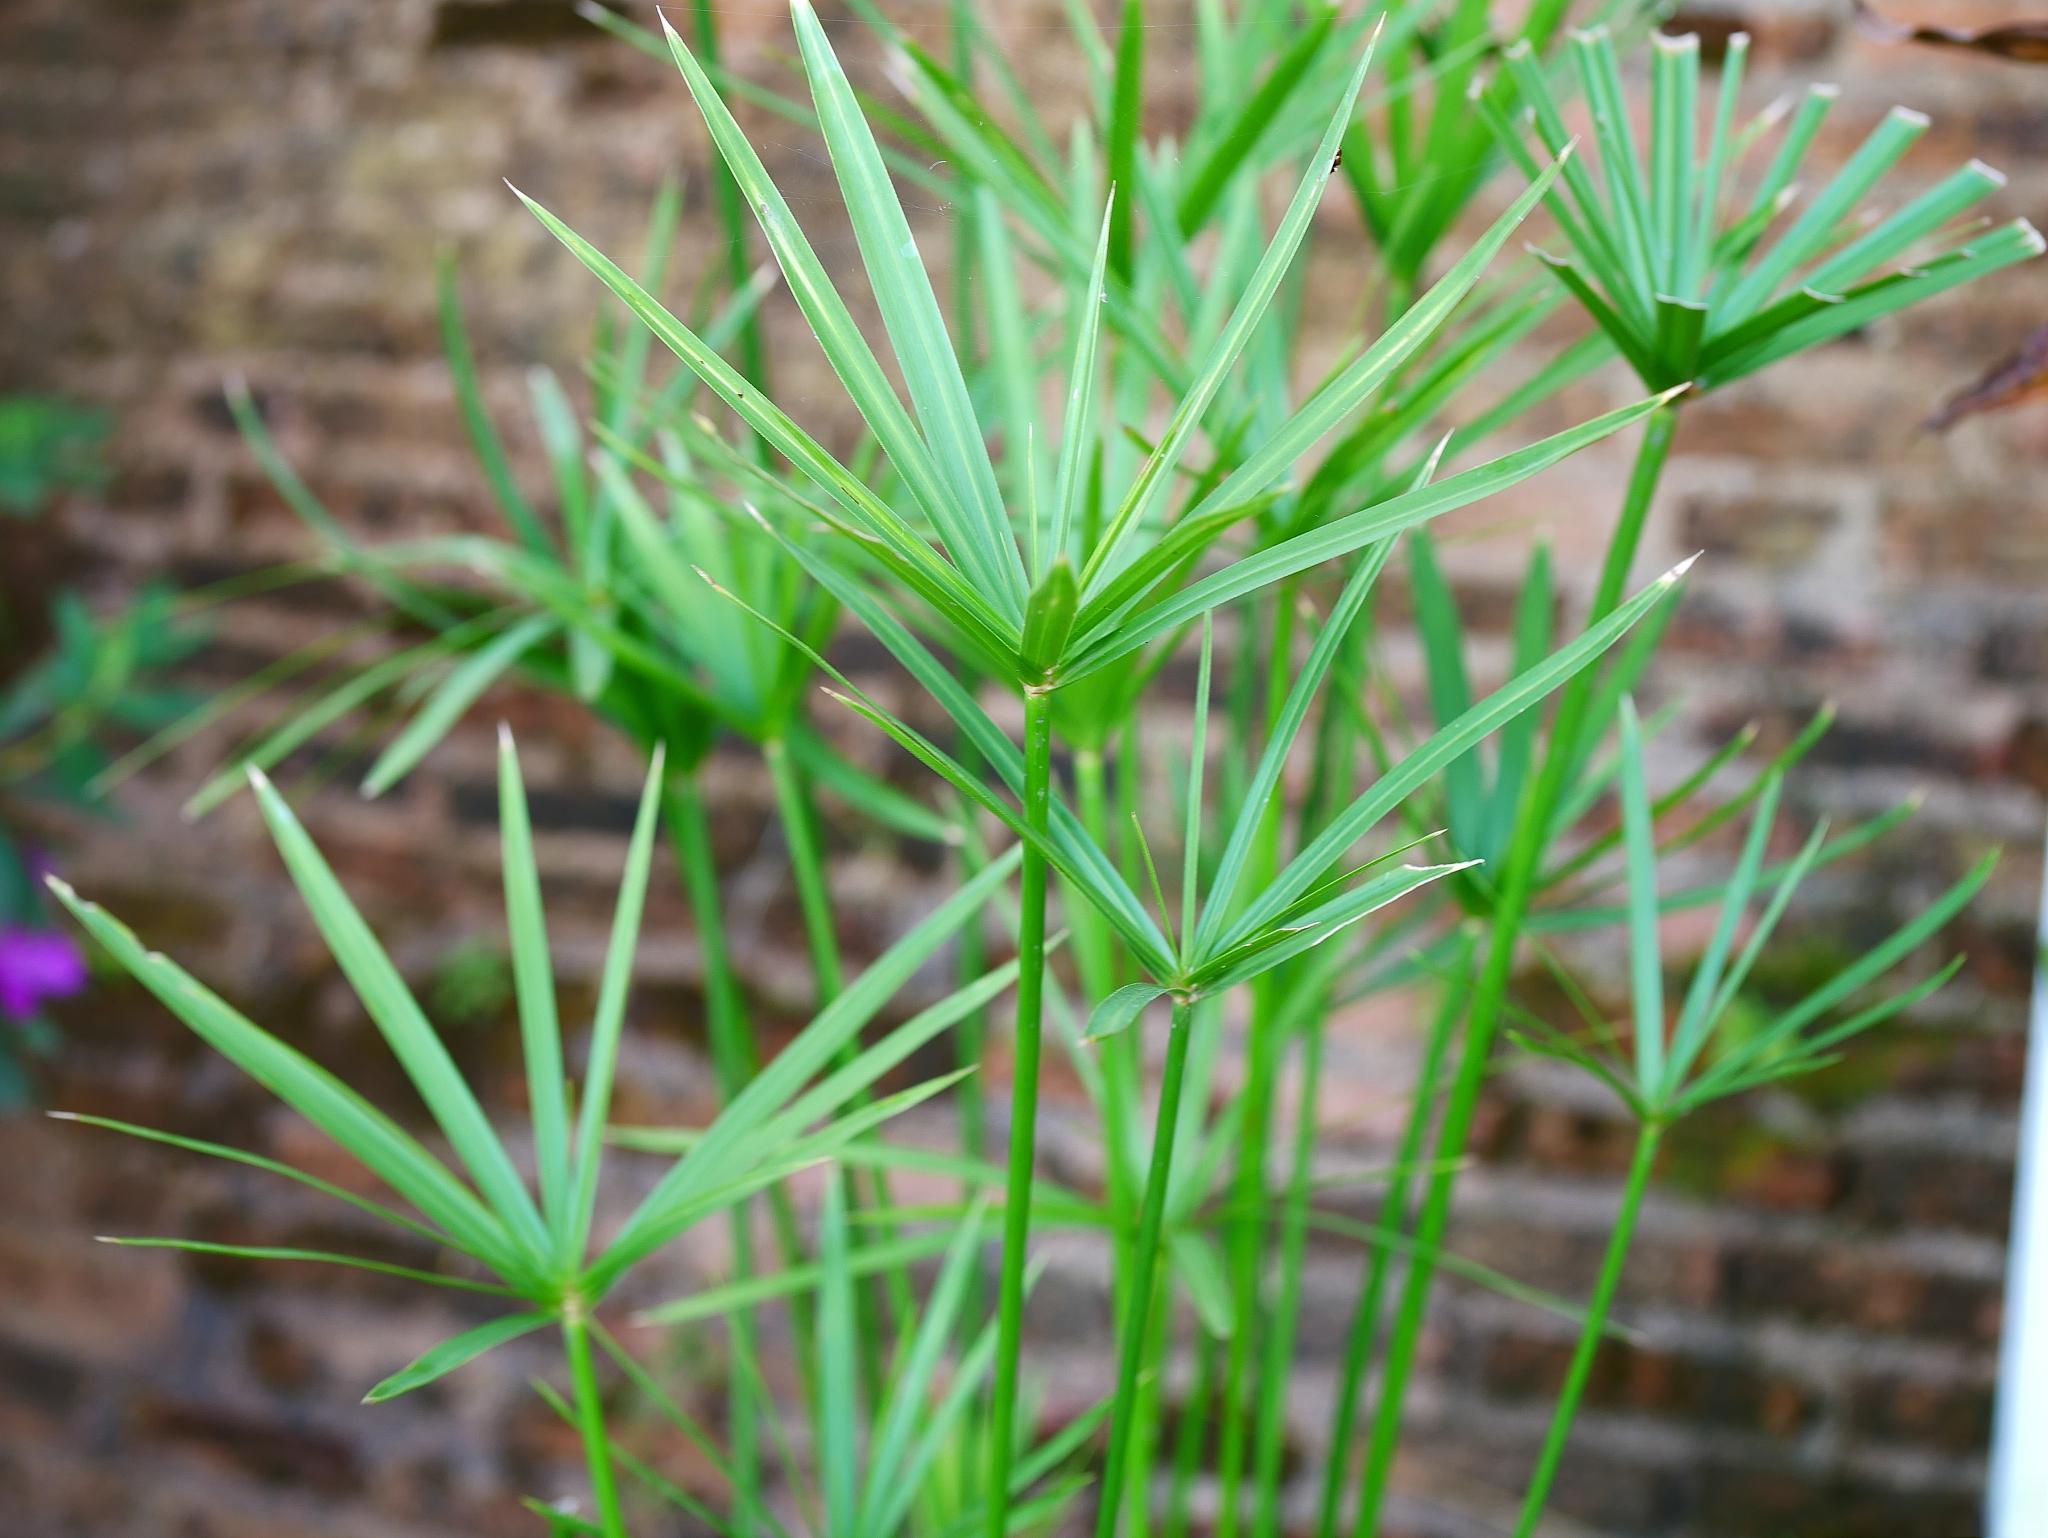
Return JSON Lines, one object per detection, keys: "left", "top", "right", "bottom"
{"left": 60, "top": 4, "right": 2036, "bottom": 1537}
{"left": 47, "top": 732, "right": 1025, "bottom": 1536}
{"left": 1323, "top": 33, "right": 2040, "bottom": 1538}
{"left": 509, "top": 4, "right": 1712, "bottom": 1526}
{"left": 1500, "top": 699, "right": 1995, "bottom": 1537}
{"left": 108, "top": 180, "right": 974, "bottom": 1467}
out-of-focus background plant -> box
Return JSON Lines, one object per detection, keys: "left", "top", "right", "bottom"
{"left": 0, "top": 396, "right": 199, "bottom": 1102}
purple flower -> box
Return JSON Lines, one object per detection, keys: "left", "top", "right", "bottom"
{"left": 0, "top": 925, "right": 88, "bottom": 1022}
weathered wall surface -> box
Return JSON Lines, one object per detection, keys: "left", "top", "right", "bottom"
{"left": 3, "top": 2, "right": 2045, "bottom": 1535}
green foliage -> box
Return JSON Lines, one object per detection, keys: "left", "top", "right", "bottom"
{"left": 1, "top": 402, "right": 201, "bottom": 1103}
{"left": 52, "top": 740, "right": 1021, "bottom": 1372}
{"left": 0, "top": 396, "right": 110, "bottom": 515}
{"left": 56, "top": 5, "right": 2038, "bottom": 1537}
{"left": 1488, "top": 26, "right": 2044, "bottom": 390}
{"left": 428, "top": 937, "right": 516, "bottom": 1030}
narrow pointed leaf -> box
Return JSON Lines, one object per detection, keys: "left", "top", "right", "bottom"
{"left": 1072, "top": 393, "right": 1680, "bottom": 676}
{"left": 98, "top": 1236, "right": 520, "bottom": 1297}
{"left": 1084, "top": 983, "right": 1171, "bottom": 1046}
{"left": 1218, "top": 555, "right": 1694, "bottom": 952}
{"left": 565, "top": 746, "right": 666, "bottom": 1258}
{"left": 498, "top": 729, "right": 572, "bottom": 1240}
{"left": 361, "top": 615, "right": 555, "bottom": 798}
{"left": 247, "top": 770, "right": 550, "bottom": 1260}
{"left": 1619, "top": 699, "right": 1666, "bottom": 1094}
{"left": 790, "top": 0, "right": 1025, "bottom": 614}
{"left": 47, "top": 879, "right": 526, "bottom": 1282}
{"left": 363, "top": 1310, "right": 554, "bottom": 1403}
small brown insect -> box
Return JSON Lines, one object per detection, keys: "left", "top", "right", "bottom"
{"left": 1330, "top": 148, "right": 1344, "bottom": 172}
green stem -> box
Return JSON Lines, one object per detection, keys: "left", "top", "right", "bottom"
{"left": 1164, "top": 1332, "right": 1217, "bottom": 1538}
{"left": 1213, "top": 992, "right": 1275, "bottom": 1538}
{"left": 1512, "top": 1122, "right": 1663, "bottom": 1538}
{"left": 1314, "top": 932, "right": 1471, "bottom": 1538}
{"left": 1071, "top": 747, "right": 1122, "bottom": 998}
{"left": 563, "top": 1308, "right": 627, "bottom": 1538}
{"left": 1076, "top": 742, "right": 1142, "bottom": 1328}
{"left": 764, "top": 735, "right": 907, "bottom": 1397}
{"left": 1251, "top": 1017, "right": 1324, "bottom": 1538}
{"left": 1585, "top": 403, "right": 1680, "bottom": 645}
{"left": 988, "top": 686, "right": 1055, "bottom": 1538}
{"left": 1215, "top": 588, "right": 1301, "bottom": 1538}
{"left": 1126, "top": 1267, "right": 1172, "bottom": 1538}
{"left": 1094, "top": 1000, "right": 1196, "bottom": 1538}
{"left": 1350, "top": 402, "right": 1680, "bottom": 1536}
{"left": 956, "top": 833, "right": 991, "bottom": 1174}
{"left": 764, "top": 736, "right": 844, "bottom": 1002}
{"left": 950, "top": 741, "right": 991, "bottom": 1376}
{"left": 663, "top": 773, "right": 763, "bottom": 1494}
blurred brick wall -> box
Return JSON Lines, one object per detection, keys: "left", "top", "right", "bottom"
{"left": 3, "top": 2, "right": 2046, "bottom": 1535}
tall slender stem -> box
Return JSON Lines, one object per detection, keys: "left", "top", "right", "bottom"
{"left": 1315, "top": 932, "right": 1470, "bottom": 1538}
{"left": 763, "top": 736, "right": 844, "bottom": 1002}
{"left": 1126, "top": 1265, "right": 1172, "bottom": 1538}
{"left": 988, "top": 686, "right": 1055, "bottom": 1538}
{"left": 1251, "top": 1019, "right": 1325, "bottom": 1538}
{"left": 1215, "top": 587, "right": 1301, "bottom": 1538}
{"left": 950, "top": 734, "right": 992, "bottom": 1375}
{"left": 1213, "top": 989, "right": 1277, "bottom": 1538}
{"left": 1512, "top": 1122, "right": 1663, "bottom": 1538}
{"left": 663, "top": 773, "right": 763, "bottom": 1493}
{"left": 563, "top": 1307, "right": 627, "bottom": 1538}
{"left": 1095, "top": 999, "right": 1196, "bottom": 1538}
{"left": 1351, "top": 403, "right": 1680, "bottom": 1536}
{"left": 764, "top": 734, "right": 907, "bottom": 1392}
{"left": 1076, "top": 741, "right": 1141, "bottom": 1325}
{"left": 1164, "top": 1332, "right": 1218, "bottom": 1538}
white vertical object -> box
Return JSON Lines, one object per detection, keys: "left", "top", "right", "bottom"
{"left": 1989, "top": 832, "right": 2048, "bottom": 1535}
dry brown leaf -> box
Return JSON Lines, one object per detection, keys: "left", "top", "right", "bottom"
{"left": 1852, "top": 1, "right": 2048, "bottom": 62}
{"left": 1925, "top": 324, "right": 2048, "bottom": 430}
